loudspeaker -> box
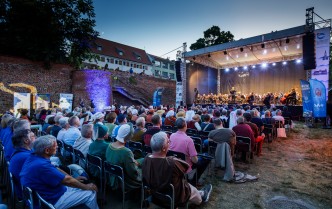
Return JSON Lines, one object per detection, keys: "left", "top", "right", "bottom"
{"left": 175, "top": 60, "right": 182, "bottom": 82}
{"left": 303, "top": 32, "right": 316, "bottom": 70}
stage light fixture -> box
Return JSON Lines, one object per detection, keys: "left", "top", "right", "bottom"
{"left": 272, "top": 63, "right": 276, "bottom": 66}
{"left": 244, "top": 66, "right": 248, "bottom": 70}
{"left": 283, "top": 61, "right": 287, "bottom": 65}
{"left": 263, "top": 49, "right": 267, "bottom": 55}
{"left": 261, "top": 63, "right": 267, "bottom": 68}
{"left": 297, "top": 44, "right": 300, "bottom": 49}
{"left": 240, "top": 48, "right": 243, "bottom": 52}
{"left": 261, "top": 43, "right": 265, "bottom": 48}
{"left": 286, "top": 38, "right": 290, "bottom": 44}
{"left": 224, "top": 51, "right": 227, "bottom": 55}
{"left": 296, "top": 59, "right": 302, "bottom": 63}
{"left": 225, "top": 68, "right": 230, "bottom": 72}
{"left": 245, "top": 53, "right": 248, "bottom": 57}
{"left": 252, "top": 65, "right": 256, "bottom": 69}
{"left": 234, "top": 67, "right": 238, "bottom": 71}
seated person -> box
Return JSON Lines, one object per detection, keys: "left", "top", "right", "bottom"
{"left": 20, "top": 135, "right": 99, "bottom": 209}
{"left": 200, "top": 114, "right": 215, "bottom": 132}
{"left": 272, "top": 109, "right": 285, "bottom": 125}
{"left": 142, "top": 115, "right": 162, "bottom": 146}
{"left": 186, "top": 114, "right": 202, "bottom": 131}
{"left": 164, "top": 110, "right": 176, "bottom": 127}
{"left": 143, "top": 132, "right": 212, "bottom": 206}
{"left": 170, "top": 118, "right": 211, "bottom": 185}
{"left": 88, "top": 124, "right": 109, "bottom": 160}
{"left": 105, "top": 124, "right": 142, "bottom": 190}
{"left": 131, "top": 117, "right": 146, "bottom": 143}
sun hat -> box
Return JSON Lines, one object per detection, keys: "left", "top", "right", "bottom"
{"left": 176, "top": 111, "right": 186, "bottom": 118}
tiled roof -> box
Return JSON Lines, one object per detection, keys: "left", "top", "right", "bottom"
{"left": 91, "top": 37, "right": 152, "bottom": 65}
{"left": 147, "top": 54, "right": 175, "bottom": 64}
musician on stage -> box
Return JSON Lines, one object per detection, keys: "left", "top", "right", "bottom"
{"left": 286, "top": 88, "right": 297, "bottom": 106}
{"left": 263, "top": 93, "right": 272, "bottom": 108}
{"left": 247, "top": 92, "right": 254, "bottom": 106}
{"left": 230, "top": 87, "right": 236, "bottom": 103}
{"left": 193, "top": 88, "right": 199, "bottom": 104}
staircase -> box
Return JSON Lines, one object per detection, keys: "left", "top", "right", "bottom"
{"left": 112, "top": 86, "right": 150, "bottom": 106}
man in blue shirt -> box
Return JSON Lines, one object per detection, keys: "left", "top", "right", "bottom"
{"left": 9, "top": 129, "right": 36, "bottom": 199}
{"left": 20, "top": 135, "right": 99, "bottom": 208}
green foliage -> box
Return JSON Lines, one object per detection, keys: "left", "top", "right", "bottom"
{"left": 129, "top": 76, "right": 137, "bottom": 85}
{"left": 190, "top": 25, "right": 234, "bottom": 50}
{"left": 0, "top": 0, "right": 99, "bottom": 69}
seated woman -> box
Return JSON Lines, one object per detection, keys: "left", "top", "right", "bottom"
{"left": 105, "top": 124, "right": 142, "bottom": 190}
{"left": 104, "top": 112, "right": 118, "bottom": 141}
{"left": 88, "top": 124, "right": 109, "bottom": 160}
{"left": 142, "top": 132, "right": 212, "bottom": 206}
{"left": 186, "top": 114, "right": 201, "bottom": 131}
{"left": 131, "top": 117, "right": 146, "bottom": 143}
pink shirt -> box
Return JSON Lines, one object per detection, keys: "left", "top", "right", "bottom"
{"left": 169, "top": 131, "right": 197, "bottom": 172}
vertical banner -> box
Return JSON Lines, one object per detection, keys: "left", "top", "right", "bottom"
{"left": 300, "top": 80, "right": 313, "bottom": 117}
{"left": 312, "top": 28, "right": 330, "bottom": 101}
{"left": 175, "top": 82, "right": 183, "bottom": 108}
{"left": 35, "top": 94, "right": 50, "bottom": 110}
{"left": 59, "top": 93, "right": 73, "bottom": 112}
{"left": 309, "top": 79, "right": 326, "bottom": 117}
{"left": 152, "top": 88, "right": 163, "bottom": 107}
{"left": 13, "top": 92, "right": 31, "bottom": 116}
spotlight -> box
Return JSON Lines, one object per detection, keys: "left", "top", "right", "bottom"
{"left": 272, "top": 63, "right": 276, "bottom": 66}
{"left": 245, "top": 53, "right": 248, "bottom": 57}
{"left": 240, "top": 48, "right": 243, "bottom": 52}
{"left": 263, "top": 49, "right": 267, "bottom": 55}
{"left": 224, "top": 51, "right": 227, "bottom": 55}
{"left": 244, "top": 66, "right": 248, "bottom": 70}
{"left": 225, "top": 68, "right": 229, "bottom": 72}
{"left": 208, "top": 54, "right": 211, "bottom": 58}
{"left": 296, "top": 59, "right": 302, "bottom": 63}
{"left": 252, "top": 65, "right": 256, "bottom": 69}
{"left": 261, "top": 43, "right": 265, "bottom": 48}
{"left": 297, "top": 44, "right": 300, "bottom": 49}
{"left": 261, "top": 63, "right": 267, "bottom": 68}
{"left": 234, "top": 67, "right": 238, "bottom": 71}
{"left": 283, "top": 61, "right": 287, "bottom": 65}
{"left": 286, "top": 38, "right": 290, "bottom": 44}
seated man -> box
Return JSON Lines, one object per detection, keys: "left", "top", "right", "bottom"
{"left": 142, "top": 114, "right": 162, "bottom": 146}
{"left": 63, "top": 116, "right": 81, "bottom": 145}
{"left": 170, "top": 118, "right": 211, "bottom": 185}
{"left": 105, "top": 124, "right": 142, "bottom": 190}
{"left": 73, "top": 124, "right": 93, "bottom": 158}
{"left": 143, "top": 132, "right": 212, "bottom": 206}
{"left": 9, "top": 129, "right": 36, "bottom": 200}
{"left": 20, "top": 135, "right": 99, "bottom": 209}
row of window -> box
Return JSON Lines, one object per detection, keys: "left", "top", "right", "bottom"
{"left": 98, "top": 56, "right": 147, "bottom": 70}
{"left": 154, "top": 70, "right": 175, "bottom": 79}
{"left": 154, "top": 60, "right": 175, "bottom": 70}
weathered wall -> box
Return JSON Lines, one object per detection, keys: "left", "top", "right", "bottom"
{"left": 0, "top": 56, "right": 73, "bottom": 113}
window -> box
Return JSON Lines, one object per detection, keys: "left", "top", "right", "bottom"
{"left": 130, "top": 63, "right": 133, "bottom": 67}
{"left": 97, "top": 46, "right": 102, "bottom": 51}
{"left": 134, "top": 64, "right": 137, "bottom": 68}
{"left": 169, "top": 73, "right": 175, "bottom": 79}
{"left": 162, "top": 62, "right": 167, "bottom": 69}
{"left": 155, "top": 70, "right": 160, "bottom": 76}
{"left": 115, "top": 60, "right": 118, "bottom": 64}
{"left": 162, "top": 71, "right": 168, "bottom": 78}
{"left": 126, "top": 62, "right": 130, "bottom": 67}
{"left": 169, "top": 64, "right": 175, "bottom": 70}
{"left": 142, "top": 66, "right": 145, "bottom": 69}
{"left": 119, "top": 60, "right": 122, "bottom": 65}
{"left": 137, "top": 56, "right": 141, "bottom": 60}
{"left": 123, "top": 61, "right": 126, "bottom": 66}
{"left": 100, "top": 57, "right": 105, "bottom": 62}
{"left": 119, "top": 51, "right": 123, "bottom": 56}
{"left": 106, "top": 58, "right": 110, "bottom": 63}
{"left": 154, "top": 61, "right": 161, "bottom": 67}
{"left": 110, "top": 58, "right": 114, "bottom": 64}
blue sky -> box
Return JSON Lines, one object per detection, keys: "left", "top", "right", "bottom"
{"left": 93, "top": 0, "right": 332, "bottom": 59}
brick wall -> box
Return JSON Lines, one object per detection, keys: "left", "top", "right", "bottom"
{"left": 0, "top": 56, "right": 176, "bottom": 114}
{"left": 0, "top": 56, "right": 73, "bottom": 113}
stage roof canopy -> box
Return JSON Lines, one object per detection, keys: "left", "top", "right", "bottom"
{"left": 184, "top": 25, "right": 307, "bottom": 69}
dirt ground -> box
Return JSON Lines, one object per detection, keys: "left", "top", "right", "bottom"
{"left": 195, "top": 121, "right": 332, "bottom": 209}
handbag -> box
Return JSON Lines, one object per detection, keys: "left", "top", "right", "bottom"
{"left": 277, "top": 122, "right": 287, "bottom": 138}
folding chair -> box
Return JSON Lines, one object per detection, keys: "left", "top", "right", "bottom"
{"left": 103, "top": 162, "right": 141, "bottom": 209}
{"left": 86, "top": 154, "right": 104, "bottom": 206}
{"left": 145, "top": 123, "right": 153, "bottom": 130}
{"left": 36, "top": 192, "right": 55, "bottom": 209}
{"left": 186, "top": 128, "right": 198, "bottom": 137}
{"left": 166, "top": 150, "right": 185, "bottom": 161}
{"left": 56, "top": 140, "right": 64, "bottom": 158}
{"left": 161, "top": 125, "right": 173, "bottom": 132}
{"left": 128, "top": 141, "right": 143, "bottom": 159}
{"left": 73, "top": 148, "right": 87, "bottom": 169}
{"left": 63, "top": 142, "right": 75, "bottom": 164}
{"left": 235, "top": 136, "right": 253, "bottom": 163}
{"left": 22, "top": 186, "right": 33, "bottom": 209}
{"left": 143, "top": 145, "right": 152, "bottom": 156}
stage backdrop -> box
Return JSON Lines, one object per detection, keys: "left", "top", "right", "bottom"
{"left": 219, "top": 60, "right": 306, "bottom": 96}
{"left": 186, "top": 63, "right": 218, "bottom": 104}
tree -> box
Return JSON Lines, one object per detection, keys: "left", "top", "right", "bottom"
{"left": 0, "top": 0, "right": 99, "bottom": 69}
{"left": 190, "top": 25, "right": 234, "bottom": 50}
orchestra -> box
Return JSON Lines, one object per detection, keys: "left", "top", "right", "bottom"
{"left": 194, "top": 89, "right": 300, "bottom": 106}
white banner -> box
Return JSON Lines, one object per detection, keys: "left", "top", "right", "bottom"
{"left": 14, "top": 92, "right": 31, "bottom": 116}
{"left": 59, "top": 93, "right": 73, "bottom": 112}
{"left": 312, "top": 28, "right": 330, "bottom": 101}
{"left": 175, "top": 82, "right": 183, "bottom": 107}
